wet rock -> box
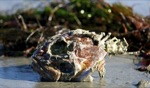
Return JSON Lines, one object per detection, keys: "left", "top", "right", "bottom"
{"left": 31, "top": 29, "right": 128, "bottom": 82}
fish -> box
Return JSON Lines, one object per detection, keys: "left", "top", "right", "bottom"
{"left": 31, "top": 29, "right": 128, "bottom": 82}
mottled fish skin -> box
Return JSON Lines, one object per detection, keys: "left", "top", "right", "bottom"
{"left": 31, "top": 29, "right": 128, "bottom": 82}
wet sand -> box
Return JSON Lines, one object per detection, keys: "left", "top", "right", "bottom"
{"left": 0, "top": 55, "right": 149, "bottom": 88}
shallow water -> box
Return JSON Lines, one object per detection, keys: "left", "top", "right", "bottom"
{"left": 0, "top": 55, "right": 149, "bottom": 88}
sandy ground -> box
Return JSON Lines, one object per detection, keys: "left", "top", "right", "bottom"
{"left": 104, "top": 55, "right": 150, "bottom": 88}
{"left": 0, "top": 55, "right": 149, "bottom": 88}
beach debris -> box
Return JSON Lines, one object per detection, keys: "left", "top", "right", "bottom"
{"left": 135, "top": 50, "right": 150, "bottom": 73}
{"left": 31, "top": 29, "right": 128, "bottom": 82}
{"left": 105, "top": 37, "right": 128, "bottom": 55}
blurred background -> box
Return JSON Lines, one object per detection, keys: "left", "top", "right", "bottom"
{"left": 0, "top": 0, "right": 150, "bottom": 16}
{"left": 0, "top": 0, "right": 150, "bottom": 58}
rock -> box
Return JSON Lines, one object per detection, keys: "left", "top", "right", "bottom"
{"left": 31, "top": 29, "right": 128, "bottom": 82}
{"left": 136, "top": 80, "right": 150, "bottom": 88}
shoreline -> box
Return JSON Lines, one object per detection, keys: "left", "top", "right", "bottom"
{"left": 0, "top": 55, "right": 149, "bottom": 87}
